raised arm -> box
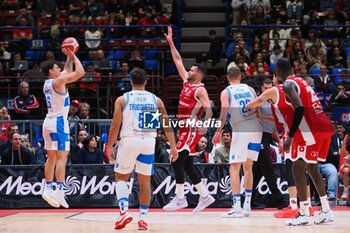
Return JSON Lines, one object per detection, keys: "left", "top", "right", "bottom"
{"left": 212, "top": 90, "right": 229, "bottom": 144}
{"left": 61, "top": 57, "right": 74, "bottom": 74}
{"left": 54, "top": 48, "right": 85, "bottom": 92}
{"left": 107, "top": 96, "right": 125, "bottom": 163}
{"left": 157, "top": 97, "right": 179, "bottom": 162}
{"left": 164, "top": 25, "right": 188, "bottom": 81}
{"left": 283, "top": 81, "right": 304, "bottom": 152}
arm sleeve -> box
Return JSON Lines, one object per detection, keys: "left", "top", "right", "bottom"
{"left": 288, "top": 106, "right": 304, "bottom": 138}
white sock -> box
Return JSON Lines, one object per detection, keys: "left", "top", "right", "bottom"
{"left": 320, "top": 195, "right": 330, "bottom": 212}
{"left": 244, "top": 190, "right": 252, "bottom": 205}
{"left": 233, "top": 194, "right": 241, "bottom": 209}
{"left": 45, "top": 181, "right": 53, "bottom": 190}
{"left": 344, "top": 186, "right": 349, "bottom": 193}
{"left": 195, "top": 182, "right": 209, "bottom": 198}
{"left": 289, "top": 197, "right": 298, "bottom": 210}
{"left": 176, "top": 184, "right": 185, "bottom": 199}
{"left": 300, "top": 201, "right": 310, "bottom": 216}
{"left": 116, "top": 181, "right": 129, "bottom": 214}
{"left": 139, "top": 205, "right": 148, "bottom": 221}
{"left": 307, "top": 197, "right": 312, "bottom": 207}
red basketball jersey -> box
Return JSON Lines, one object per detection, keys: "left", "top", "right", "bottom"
{"left": 284, "top": 75, "right": 333, "bottom": 145}
{"left": 178, "top": 81, "right": 204, "bottom": 120}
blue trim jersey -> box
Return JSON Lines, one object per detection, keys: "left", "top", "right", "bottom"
{"left": 43, "top": 79, "right": 70, "bottom": 119}
{"left": 120, "top": 90, "right": 159, "bottom": 138}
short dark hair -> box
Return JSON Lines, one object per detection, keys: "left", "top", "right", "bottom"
{"left": 83, "top": 135, "right": 95, "bottom": 149}
{"left": 130, "top": 68, "right": 148, "bottom": 85}
{"left": 273, "top": 44, "right": 281, "bottom": 50}
{"left": 209, "top": 29, "right": 216, "bottom": 36}
{"left": 221, "top": 128, "right": 232, "bottom": 136}
{"left": 262, "top": 78, "right": 273, "bottom": 85}
{"left": 276, "top": 58, "right": 292, "bottom": 80}
{"left": 193, "top": 63, "right": 207, "bottom": 77}
{"left": 41, "top": 60, "right": 56, "bottom": 76}
{"left": 227, "top": 66, "right": 241, "bottom": 79}
{"left": 10, "top": 132, "right": 20, "bottom": 140}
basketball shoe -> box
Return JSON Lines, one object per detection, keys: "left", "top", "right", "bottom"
{"left": 314, "top": 210, "right": 334, "bottom": 225}
{"left": 193, "top": 195, "right": 215, "bottom": 213}
{"left": 52, "top": 189, "right": 69, "bottom": 208}
{"left": 115, "top": 211, "right": 133, "bottom": 229}
{"left": 274, "top": 206, "right": 299, "bottom": 218}
{"left": 138, "top": 220, "right": 148, "bottom": 230}
{"left": 243, "top": 202, "right": 251, "bottom": 217}
{"left": 221, "top": 207, "right": 245, "bottom": 218}
{"left": 163, "top": 196, "right": 188, "bottom": 211}
{"left": 42, "top": 188, "right": 60, "bottom": 208}
{"left": 285, "top": 213, "right": 313, "bottom": 226}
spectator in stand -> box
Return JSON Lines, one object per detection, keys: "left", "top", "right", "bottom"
{"left": 84, "top": 21, "right": 102, "bottom": 49}
{"left": 13, "top": 81, "right": 39, "bottom": 120}
{"left": 0, "top": 108, "right": 11, "bottom": 142}
{"left": 94, "top": 49, "right": 109, "bottom": 68}
{"left": 155, "top": 129, "right": 170, "bottom": 163}
{"left": 34, "top": 140, "right": 47, "bottom": 165}
{"left": 250, "top": 5, "right": 268, "bottom": 25}
{"left": 1, "top": 132, "right": 33, "bottom": 165}
{"left": 69, "top": 0, "right": 84, "bottom": 15}
{"left": 320, "top": 0, "right": 337, "bottom": 12}
{"left": 306, "top": 45, "right": 323, "bottom": 71}
{"left": 269, "top": 18, "right": 287, "bottom": 49}
{"left": 80, "top": 62, "right": 101, "bottom": 101}
{"left": 196, "top": 29, "right": 223, "bottom": 66}
{"left": 16, "top": 7, "right": 35, "bottom": 27}
{"left": 76, "top": 135, "right": 104, "bottom": 164}
{"left": 323, "top": 9, "right": 339, "bottom": 38}
{"left": 68, "top": 99, "right": 81, "bottom": 136}
{"left": 137, "top": 8, "right": 159, "bottom": 38}
{"left": 193, "top": 136, "right": 209, "bottom": 164}
{"left": 20, "top": 133, "right": 35, "bottom": 153}
{"left": 286, "top": 0, "right": 303, "bottom": 20}
{"left": 327, "top": 46, "right": 346, "bottom": 69}
{"left": 329, "top": 82, "right": 350, "bottom": 105}
{"left": 79, "top": 102, "right": 91, "bottom": 120}
{"left": 305, "top": 30, "right": 326, "bottom": 53}
{"left": 318, "top": 64, "right": 336, "bottom": 94}
{"left": 232, "top": 3, "right": 251, "bottom": 25}
{"left": 70, "top": 129, "right": 88, "bottom": 164}
{"left": 251, "top": 0, "right": 271, "bottom": 14}
{"left": 37, "top": 0, "right": 57, "bottom": 16}
{"left": 214, "top": 128, "right": 231, "bottom": 164}
{"left": 82, "top": 0, "right": 102, "bottom": 20}
{"left": 13, "top": 16, "right": 33, "bottom": 55}
{"left": 247, "top": 53, "right": 269, "bottom": 75}
{"left": 129, "top": 50, "right": 144, "bottom": 70}
{"left": 226, "top": 32, "right": 244, "bottom": 59}
{"left": 270, "top": 44, "right": 283, "bottom": 65}
{"left": 0, "top": 124, "right": 19, "bottom": 157}
{"left": 329, "top": 123, "right": 347, "bottom": 170}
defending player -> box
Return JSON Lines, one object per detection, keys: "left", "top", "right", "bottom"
{"left": 162, "top": 25, "right": 215, "bottom": 212}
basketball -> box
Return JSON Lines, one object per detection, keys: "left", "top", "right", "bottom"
{"left": 62, "top": 37, "right": 79, "bottom": 53}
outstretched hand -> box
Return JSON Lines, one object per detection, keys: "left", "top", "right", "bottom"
{"left": 62, "top": 48, "right": 75, "bottom": 59}
{"left": 164, "top": 25, "right": 173, "bottom": 43}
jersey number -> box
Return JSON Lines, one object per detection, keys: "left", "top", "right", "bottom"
{"left": 240, "top": 99, "right": 251, "bottom": 113}
{"left": 306, "top": 86, "right": 322, "bottom": 114}
{"left": 45, "top": 95, "right": 52, "bottom": 108}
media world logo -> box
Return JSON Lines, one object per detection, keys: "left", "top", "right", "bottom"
{"left": 139, "top": 110, "right": 221, "bottom": 129}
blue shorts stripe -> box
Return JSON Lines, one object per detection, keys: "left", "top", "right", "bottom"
{"left": 136, "top": 154, "right": 155, "bottom": 165}
{"left": 248, "top": 142, "right": 261, "bottom": 152}
{"left": 64, "top": 96, "right": 70, "bottom": 107}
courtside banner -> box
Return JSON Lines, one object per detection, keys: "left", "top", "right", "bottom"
{"left": 0, "top": 164, "right": 288, "bottom": 208}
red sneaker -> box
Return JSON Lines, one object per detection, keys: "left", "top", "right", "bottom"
{"left": 274, "top": 206, "right": 299, "bottom": 218}
{"left": 115, "top": 211, "right": 133, "bottom": 230}
{"left": 138, "top": 220, "right": 148, "bottom": 230}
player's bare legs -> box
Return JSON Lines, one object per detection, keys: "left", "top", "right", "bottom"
{"left": 52, "top": 151, "right": 69, "bottom": 208}
{"left": 42, "top": 150, "right": 59, "bottom": 208}
{"left": 222, "top": 163, "right": 244, "bottom": 218}
{"left": 242, "top": 159, "right": 254, "bottom": 216}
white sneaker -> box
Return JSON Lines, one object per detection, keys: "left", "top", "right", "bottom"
{"left": 243, "top": 202, "right": 251, "bottom": 217}
{"left": 193, "top": 195, "right": 215, "bottom": 213}
{"left": 52, "top": 189, "right": 69, "bottom": 208}
{"left": 163, "top": 196, "right": 188, "bottom": 211}
{"left": 221, "top": 207, "right": 245, "bottom": 218}
{"left": 285, "top": 213, "right": 313, "bottom": 226}
{"left": 341, "top": 191, "right": 349, "bottom": 200}
{"left": 42, "top": 188, "right": 60, "bottom": 208}
{"left": 314, "top": 210, "right": 334, "bottom": 225}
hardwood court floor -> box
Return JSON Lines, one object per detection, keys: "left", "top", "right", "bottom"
{"left": 1, "top": 208, "right": 350, "bottom": 233}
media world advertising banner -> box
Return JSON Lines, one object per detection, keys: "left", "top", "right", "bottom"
{"left": 0, "top": 164, "right": 289, "bottom": 209}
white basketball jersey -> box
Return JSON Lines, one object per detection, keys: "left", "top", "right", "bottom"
{"left": 226, "top": 83, "right": 257, "bottom": 125}
{"left": 120, "top": 90, "right": 158, "bottom": 138}
{"left": 43, "top": 79, "right": 70, "bottom": 119}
